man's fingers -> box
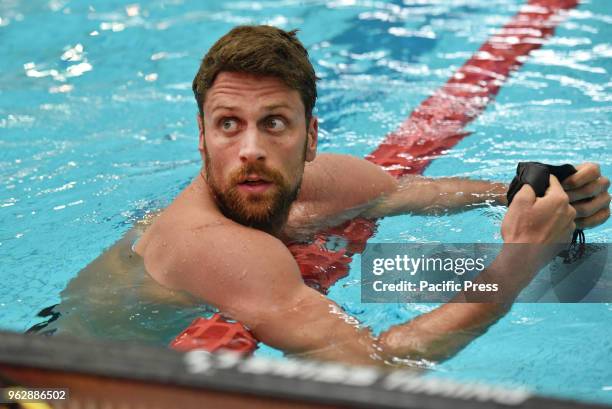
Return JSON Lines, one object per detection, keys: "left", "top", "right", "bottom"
{"left": 576, "top": 206, "right": 611, "bottom": 230}
{"left": 545, "top": 174, "right": 565, "bottom": 196}
{"left": 562, "top": 162, "right": 601, "bottom": 190}
{"left": 511, "top": 184, "right": 536, "bottom": 206}
{"left": 535, "top": 175, "right": 570, "bottom": 212}
{"left": 573, "top": 191, "right": 611, "bottom": 218}
{"left": 567, "top": 177, "right": 609, "bottom": 202}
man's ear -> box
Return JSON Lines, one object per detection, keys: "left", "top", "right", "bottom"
{"left": 197, "top": 113, "right": 205, "bottom": 152}
{"left": 305, "top": 116, "right": 318, "bottom": 162}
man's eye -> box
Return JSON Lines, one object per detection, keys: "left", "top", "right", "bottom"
{"left": 221, "top": 118, "right": 238, "bottom": 132}
{"left": 266, "top": 117, "right": 286, "bottom": 131}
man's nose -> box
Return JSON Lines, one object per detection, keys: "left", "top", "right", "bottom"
{"left": 238, "top": 126, "right": 266, "bottom": 163}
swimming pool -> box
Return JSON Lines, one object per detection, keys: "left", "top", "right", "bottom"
{"left": 1, "top": 0, "right": 610, "bottom": 405}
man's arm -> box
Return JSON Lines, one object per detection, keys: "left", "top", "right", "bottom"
{"left": 381, "top": 177, "right": 577, "bottom": 360}
{"left": 362, "top": 174, "right": 508, "bottom": 218}
{"left": 144, "top": 220, "right": 386, "bottom": 365}
{"left": 299, "top": 154, "right": 505, "bottom": 222}
{"left": 359, "top": 161, "right": 609, "bottom": 228}
{"left": 143, "top": 178, "right": 575, "bottom": 367}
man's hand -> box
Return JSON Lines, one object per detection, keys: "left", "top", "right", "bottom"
{"left": 562, "top": 163, "right": 611, "bottom": 229}
{"left": 501, "top": 175, "right": 576, "bottom": 244}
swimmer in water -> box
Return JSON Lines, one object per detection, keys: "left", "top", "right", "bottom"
{"left": 35, "top": 26, "right": 611, "bottom": 365}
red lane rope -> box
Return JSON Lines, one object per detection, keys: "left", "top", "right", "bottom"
{"left": 369, "top": 0, "right": 579, "bottom": 176}
{"left": 170, "top": 0, "right": 579, "bottom": 355}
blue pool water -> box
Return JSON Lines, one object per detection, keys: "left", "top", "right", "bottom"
{"left": 1, "top": 0, "right": 610, "bottom": 405}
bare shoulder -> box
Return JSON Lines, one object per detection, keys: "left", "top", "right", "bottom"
{"left": 141, "top": 218, "right": 304, "bottom": 323}
{"left": 297, "top": 153, "right": 397, "bottom": 214}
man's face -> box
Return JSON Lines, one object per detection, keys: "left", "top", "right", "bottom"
{"left": 199, "top": 72, "right": 317, "bottom": 232}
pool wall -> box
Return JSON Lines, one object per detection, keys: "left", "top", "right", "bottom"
{"left": 0, "top": 331, "right": 608, "bottom": 409}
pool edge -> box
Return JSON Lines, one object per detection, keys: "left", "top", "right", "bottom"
{"left": 0, "top": 330, "right": 608, "bottom": 409}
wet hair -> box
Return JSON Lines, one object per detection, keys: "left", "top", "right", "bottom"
{"left": 192, "top": 25, "right": 318, "bottom": 122}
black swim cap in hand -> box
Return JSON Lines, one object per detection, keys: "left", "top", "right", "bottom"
{"left": 507, "top": 162, "right": 577, "bottom": 205}
{"left": 506, "top": 161, "right": 585, "bottom": 262}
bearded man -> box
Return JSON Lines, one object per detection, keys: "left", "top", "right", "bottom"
{"left": 34, "top": 26, "right": 610, "bottom": 366}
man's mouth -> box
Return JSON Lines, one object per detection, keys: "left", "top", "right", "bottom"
{"left": 237, "top": 175, "right": 273, "bottom": 193}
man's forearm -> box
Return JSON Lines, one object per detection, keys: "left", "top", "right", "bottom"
{"left": 407, "top": 176, "right": 509, "bottom": 212}
{"left": 377, "top": 244, "right": 547, "bottom": 362}
{"left": 426, "top": 177, "right": 509, "bottom": 209}
{"left": 365, "top": 176, "right": 508, "bottom": 218}
{"left": 378, "top": 302, "right": 508, "bottom": 363}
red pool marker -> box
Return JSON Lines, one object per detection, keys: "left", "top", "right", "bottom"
{"left": 170, "top": 315, "right": 257, "bottom": 355}
{"left": 170, "top": 0, "right": 579, "bottom": 355}
{"left": 288, "top": 239, "right": 353, "bottom": 293}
